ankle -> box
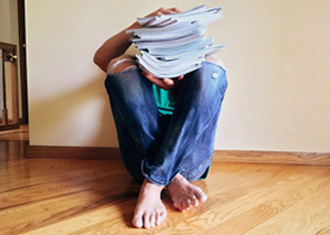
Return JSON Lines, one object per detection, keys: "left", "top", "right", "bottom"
{"left": 141, "top": 179, "right": 164, "bottom": 192}
{"left": 172, "top": 174, "right": 188, "bottom": 184}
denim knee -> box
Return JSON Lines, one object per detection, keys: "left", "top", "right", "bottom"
{"left": 182, "top": 62, "right": 227, "bottom": 104}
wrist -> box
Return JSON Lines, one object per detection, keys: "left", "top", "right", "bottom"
{"left": 128, "top": 21, "right": 142, "bottom": 30}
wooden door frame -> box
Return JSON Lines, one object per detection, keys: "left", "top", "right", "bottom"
{"left": 0, "top": 42, "right": 20, "bottom": 131}
{"left": 17, "top": 0, "right": 28, "bottom": 125}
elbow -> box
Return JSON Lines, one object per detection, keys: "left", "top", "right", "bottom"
{"left": 93, "top": 52, "right": 99, "bottom": 65}
{"left": 93, "top": 50, "right": 107, "bottom": 72}
{"left": 93, "top": 53, "right": 103, "bottom": 70}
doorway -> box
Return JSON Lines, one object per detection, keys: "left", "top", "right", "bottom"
{"left": 0, "top": 0, "right": 28, "bottom": 132}
{"left": 0, "top": 42, "right": 19, "bottom": 131}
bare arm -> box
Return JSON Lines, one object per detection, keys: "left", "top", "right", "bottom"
{"left": 93, "top": 21, "right": 141, "bottom": 72}
{"left": 93, "top": 8, "right": 181, "bottom": 73}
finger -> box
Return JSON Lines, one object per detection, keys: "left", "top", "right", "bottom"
{"left": 178, "top": 75, "right": 184, "bottom": 80}
{"left": 159, "top": 7, "right": 173, "bottom": 15}
{"left": 167, "top": 9, "right": 179, "bottom": 14}
{"left": 163, "top": 78, "right": 175, "bottom": 86}
{"left": 142, "top": 71, "right": 173, "bottom": 90}
{"left": 170, "top": 7, "right": 181, "bottom": 13}
{"left": 141, "top": 71, "right": 151, "bottom": 79}
{"left": 144, "top": 74, "right": 170, "bottom": 89}
{"left": 142, "top": 71, "right": 158, "bottom": 82}
{"left": 141, "top": 70, "right": 159, "bottom": 81}
{"left": 141, "top": 69, "right": 150, "bottom": 77}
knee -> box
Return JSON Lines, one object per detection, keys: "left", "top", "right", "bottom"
{"left": 191, "top": 56, "right": 228, "bottom": 97}
{"left": 107, "top": 54, "right": 137, "bottom": 74}
{"left": 205, "top": 54, "right": 226, "bottom": 70}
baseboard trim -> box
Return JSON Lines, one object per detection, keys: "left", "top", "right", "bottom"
{"left": 26, "top": 145, "right": 330, "bottom": 165}
{"left": 26, "top": 145, "right": 121, "bottom": 160}
{"left": 213, "top": 150, "right": 330, "bottom": 165}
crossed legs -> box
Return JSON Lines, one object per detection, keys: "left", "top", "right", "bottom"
{"left": 105, "top": 54, "right": 227, "bottom": 228}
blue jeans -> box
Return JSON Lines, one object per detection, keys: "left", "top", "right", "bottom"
{"left": 105, "top": 62, "right": 228, "bottom": 186}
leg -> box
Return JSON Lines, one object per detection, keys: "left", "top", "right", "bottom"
{"left": 159, "top": 56, "right": 228, "bottom": 211}
{"left": 105, "top": 55, "right": 161, "bottom": 182}
{"left": 141, "top": 57, "right": 228, "bottom": 186}
{"left": 105, "top": 55, "right": 167, "bottom": 228}
{"left": 166, "top": 111, "right": 222, "bottom": 211}
{"left": 105, "top": 54, "right": 227, "bottom": 226}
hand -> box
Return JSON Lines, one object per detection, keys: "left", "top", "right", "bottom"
{"left": 141, "top": 70, "right": 184, "bottom": 90}
{"left": 131, "top": 8, "right": 181, "bottom": 29}
{"left": 144, "top": 7, "right": 181, "bottom": 18}
{"left": 139, "top": 7, "right": 184, "bottom": 90}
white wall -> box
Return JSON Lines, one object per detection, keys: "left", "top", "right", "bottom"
{"left": 26, "top": 0, "right": 330, "bottom": 152}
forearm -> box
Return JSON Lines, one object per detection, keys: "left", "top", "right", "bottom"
{"left": 93, "top": 21, "right": 141, "bottom": 72}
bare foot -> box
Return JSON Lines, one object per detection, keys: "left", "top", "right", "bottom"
{"left": 132, "top": 179, "right": 167, "bottom": 228}
{"left": 166, "top": 174, "right": 208, "bottom": 212}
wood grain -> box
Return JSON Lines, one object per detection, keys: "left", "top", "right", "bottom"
{"left": 1, "top": 127, "right": 330, "bottom": 234}
{"left": 27, "top": 145, "right": 330, "bottom": 165}
{"left": 214, "top": 150, "right": 330, "bottom": 165}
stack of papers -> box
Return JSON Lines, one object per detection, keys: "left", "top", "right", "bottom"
{"left": 126, "top": 5, "right": 226, "bottom": 78}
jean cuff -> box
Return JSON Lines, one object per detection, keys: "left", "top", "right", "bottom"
{"left": 141, "top": 159, "right": 183, "bottom": 186}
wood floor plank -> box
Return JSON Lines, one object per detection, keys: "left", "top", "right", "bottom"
{"left": 245, "top": 183, "right": 330, "bottom": 235}
{"left": 20, "top": 199, "right": 136, "bottom": 235}
{"left": 1, "top": 127, "right": 330, "bottom": 234}
{"left": 147, "top": 164, "right": 330, "bottom": 235}
{"left": 0, "top": 171, "right": 138, "bottom": 234}
{"left": 1, "top": 190, "right": 137, "bottom": 235}
{"left": 0, "top": 162, "right": 128, "bottom": 209}
{"left": 0, "top": 159, "right": 124, "bottom": 190}
{"left": 203, "top": 166, "right": 330, "bottom": 234}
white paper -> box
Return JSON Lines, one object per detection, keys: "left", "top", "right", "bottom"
{"left": 128, "top": 5, "right": 225, "bottom": 78}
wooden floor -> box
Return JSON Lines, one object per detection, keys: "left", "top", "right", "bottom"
{"left": 1, "top": 127, "right": 330, "bottom": 234}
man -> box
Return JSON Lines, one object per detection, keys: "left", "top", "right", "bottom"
{"left": 94, "top": 7, "right": 228, "bottom": 229}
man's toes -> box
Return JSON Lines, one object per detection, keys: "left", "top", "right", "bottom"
{"left": 155, "top": 211, "right": 165, "bottom": 225}
{"left": 185, "top": 199, "right": 193, "bottom": 210}
{"left": 155, "top": 213, "right": 161, "bottom": 225}
{"left": 161, "top": 210, "right": 167, "bottom": 222}
{"left": 191, "top": 196, "right": 199, "bottom": 206}
{"left": 132, "top": 213, "right": 143, "bottom": 228}
{"left": 175, "top": 201, "right": 185, "bottom": 211}
{"left": 181, "top": 200, "right": 192, "bottom": 211}
{"left": 195, "top": 189, "right": 208, "bottom": 203}
{"left": 149, "top": 213, "right": 156, "bottom": 228}
{"left": 187, "top": 198, "right": 192, "bottom": 206}
{"left": 181, "top": 201, "right": 188, "bottom": 211}
{"left": 173, "top": 201, "right": 182, "bottom": 211}
{"left": 144, "top": 214, "right": 151, "bottom": 228}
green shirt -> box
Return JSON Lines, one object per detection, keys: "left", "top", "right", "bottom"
{"left": 152, "top": 85, "right": 175, "bottom": 115}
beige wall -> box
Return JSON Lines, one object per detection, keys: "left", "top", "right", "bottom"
{"left": 26, "top": 0, "right": 330, "bottom": 152}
